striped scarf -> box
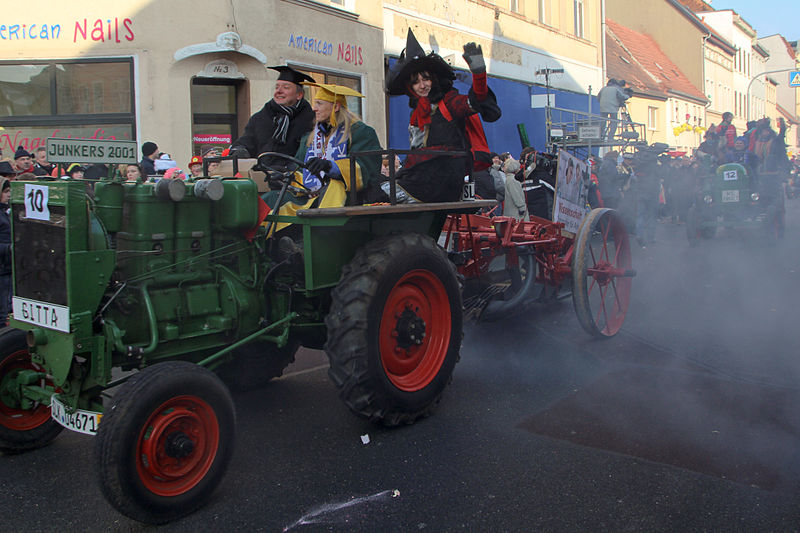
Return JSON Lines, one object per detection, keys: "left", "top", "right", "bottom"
{"left": 269, "top": 99, "right": 306, "bottom": 144}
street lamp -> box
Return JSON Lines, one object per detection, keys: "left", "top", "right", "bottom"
{"left": 746, "top": 68, "right": 796, "bottom": 122}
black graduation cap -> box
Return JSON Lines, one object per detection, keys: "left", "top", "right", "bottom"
{"left": 269, "top": 66, "right": 315, "bottom": 86}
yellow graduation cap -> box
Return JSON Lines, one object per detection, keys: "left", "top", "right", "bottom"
{"left": 303, "top": 82, "right": 364, "bottom": 107}
{"left": 303, "top": 82, "right": 365, "bottom": 127}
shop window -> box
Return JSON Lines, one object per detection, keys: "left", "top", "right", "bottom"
{"left": 0, "top": 58, "right": 135, "bottom": 153}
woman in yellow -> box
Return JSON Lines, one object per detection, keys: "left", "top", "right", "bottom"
{"left": 266, "top": 82, "right": 381, "bottom": 229}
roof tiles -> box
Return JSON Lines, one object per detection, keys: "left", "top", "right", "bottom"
{"left": 606, "top": 19, "right": 707, "bottom": 104}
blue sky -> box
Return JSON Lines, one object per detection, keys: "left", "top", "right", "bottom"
{"left": 710, "top": 0, "right": 799, "bottom": 40}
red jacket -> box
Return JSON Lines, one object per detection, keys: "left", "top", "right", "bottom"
{"left": 716, "top": 122, "right": 736, "bottom": 148}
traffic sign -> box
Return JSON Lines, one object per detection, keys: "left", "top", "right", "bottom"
{"left": 790, "top": 71, "right": 800, "bottom": 87}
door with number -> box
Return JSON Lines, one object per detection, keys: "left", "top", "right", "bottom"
{"left": 191, "top": 78, "right": 243, "bottom": 156}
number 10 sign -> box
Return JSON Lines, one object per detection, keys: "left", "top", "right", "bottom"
{"left": 24, "top": 184, "right": 50, "bottom": 221}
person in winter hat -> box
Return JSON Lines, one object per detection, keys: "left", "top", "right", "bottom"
{"left": 13, "top": 146, "right": 33, "bottom": 174}
{"left": 141, "top": 141, "right": 159, "bottom": 177}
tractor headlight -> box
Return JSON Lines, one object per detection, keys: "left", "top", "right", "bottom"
{"left": 703, "top": 195, "right": 713, "bottom": 204}
{"left": 750, "top": 192, "right": 759, "bottom": 202}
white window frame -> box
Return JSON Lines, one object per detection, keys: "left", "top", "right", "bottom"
{"left": 574, "top": 0, "right": 585, "bottom": 38}
{"left": 648, "top": 106, "right": 658, "bottom": 131}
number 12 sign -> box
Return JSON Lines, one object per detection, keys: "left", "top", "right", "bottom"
{"left": 24, "top": 184, "right": 50, "bottom": 221}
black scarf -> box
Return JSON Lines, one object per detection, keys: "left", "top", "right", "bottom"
{"left": 268, "top": 99, "right": 310, "bottom": 144}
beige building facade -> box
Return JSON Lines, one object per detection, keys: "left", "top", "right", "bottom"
{"left": 605, "top": 0, "right": 707, "bottom": 91}
{"left": 0, "top": 0, "right": 386, "bottom": 170}
{"left": 383, "top": 0, "right": 605, "bottom": 94}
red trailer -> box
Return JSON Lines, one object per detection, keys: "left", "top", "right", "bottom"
{"left": 443, "top": 208, "right": 635, "bottom": 337}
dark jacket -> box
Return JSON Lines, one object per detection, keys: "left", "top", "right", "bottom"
{"left": 232, "top": 99, "right": 314, "bottom": 159}
{"left": 0, "top": 201, "right": 11, "bottom": 275}
{"left": 141, "top": 156, "right": 157, "bottom": 177}
{"left": 473, "top": 168, "right": 496, "bottom": 201}
{"left": 33, "top": 162, "right": 55, "bottom": 177}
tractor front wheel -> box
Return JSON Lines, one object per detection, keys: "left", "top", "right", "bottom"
{"left": 94, "top": 361, "right": 235, "bottom": 524}
{"left": 325, "top": 233, "right": 462, "bottom": 426}
{"left": 0, "top": 327, "right": 63, "bottom": 454}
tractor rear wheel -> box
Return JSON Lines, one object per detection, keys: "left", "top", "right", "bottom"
{"left": 326, "top": 233, "right": 462, "bottom": 426}
{"left": 0, "top": 327, "right": 63, "bottom": 454}
{"left": 95, "top": 361, "right": 235, "bottom": 524}
{"left": 572, "top": 208, "right": 633, "bottom": 338}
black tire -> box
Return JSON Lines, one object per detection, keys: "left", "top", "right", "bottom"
{"left": 94, "top": 361, "right": 235, "bottom": 524}
{"left": 215, "top": 341, "right": 300, "bottom": 392}
{"left": 0, "top": 327, "right": 63, "bottom": 454}
{"left": 325, "top": 233, "right": 462, "bottom": 426}
{"left": 686, "top": 205, "right": 715, "bottom": 245}
{"left": 481, "top": 251, "right": 538, "bottom": 320}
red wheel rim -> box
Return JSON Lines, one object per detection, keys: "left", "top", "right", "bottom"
{"left": 0, "top": 349, "right": 53, "bottom": 431}
{"left": 379, "top": 269, "right": 451, "bottom": 392}
{"left": 586, "top": 213, "right": 632, "bottom": 336}
{"left": 136, "top": 395, "right": 219, "bottom": 497}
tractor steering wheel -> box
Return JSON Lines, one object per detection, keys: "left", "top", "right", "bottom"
{"left": 255, "top": 151, "right": 321, "bottom": 196}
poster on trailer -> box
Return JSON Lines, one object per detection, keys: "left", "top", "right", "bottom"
{"left": 553, "top": 149, "right": 588, "bottom": 234}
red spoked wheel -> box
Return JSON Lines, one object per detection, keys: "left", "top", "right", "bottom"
{"left": 326, "top": 233, "right": 462, "bottom": 426}
{"left": 136, "top": 395, "right": 220, "bottom": 497}
{"left": 0, "top": 328, "right": 63, "bottom": 453}
{"left": 572, "top": 208, "right": 635, "bottom": 337}
{"left": 379, "top": 270, "right": 451, "bottom": 392}
{"left": 95, "top": 361, "right": 235, "bottom": 524}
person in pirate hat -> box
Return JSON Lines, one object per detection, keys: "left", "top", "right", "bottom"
{"left": 230, "top": 65, "right": 316, "bottom": 166}
{"left": 381, "top": 29, "right": 501, "bottom": 203}
{"left": 263, "top": 82, "right": 382, "bottom": 232}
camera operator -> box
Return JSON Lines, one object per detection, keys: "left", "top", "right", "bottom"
{"left": 597, "top": 79, "right": 632, "bottom": 141}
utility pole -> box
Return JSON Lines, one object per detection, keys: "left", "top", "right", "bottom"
{"left": 536, "top": 67, "right": 564, "bottom": 150}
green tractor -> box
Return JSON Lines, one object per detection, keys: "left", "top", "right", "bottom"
{"left": 0, "top": 144, "right": 487, "bottom": 523}
{"left": 686, "top": 162, "right": 786, "bottom": 245}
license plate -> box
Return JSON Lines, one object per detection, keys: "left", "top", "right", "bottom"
{"left": 721, "top": 189, "right": 739, "bottom": 203}
{"left": 12, "top": 297, "right": 70, "bottom": 333}
{"left": 50, "top": 395, "right": 102, "bottom": 436}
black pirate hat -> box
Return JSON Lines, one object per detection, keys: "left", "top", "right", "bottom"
{"left": 385, "top": 28, "right": 455, "bottom": 96}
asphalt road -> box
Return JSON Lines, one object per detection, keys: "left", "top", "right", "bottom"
{"left": 2, "top": 199, "right": 800, "bottom": 532}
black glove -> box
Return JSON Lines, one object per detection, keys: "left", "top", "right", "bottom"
{"left": 229, "top": 146, "right": 250, "bottom": 158}
{"left": 462, "top": 42, "right": 486, "bottom": 74}
{"left": 305, "top": 157, "right": 333, "bottom": 176}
